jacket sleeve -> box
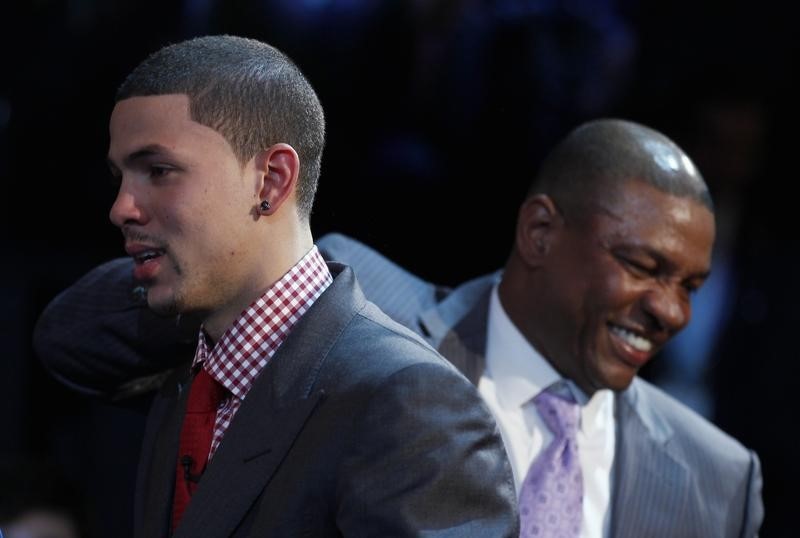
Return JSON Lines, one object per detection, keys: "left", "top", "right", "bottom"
{"left": 32, "top": 257, "right": 196, "bottom": 398}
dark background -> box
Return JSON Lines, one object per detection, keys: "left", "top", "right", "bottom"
{"left": 1, "top": 1, "right": 797, "bottom": 536}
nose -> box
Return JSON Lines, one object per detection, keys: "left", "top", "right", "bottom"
{"left": 109, "top": 178, "right": 147, "bottom": 229}
{"left": 641, "top": 284, "right": 690, "bottom": 334}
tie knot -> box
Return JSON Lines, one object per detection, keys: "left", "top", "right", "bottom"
{"left": 533, "top": 388, "right": 580, "bottom": 439}
{"left": 187, "top": 367, "right": 228, "bottom": 413}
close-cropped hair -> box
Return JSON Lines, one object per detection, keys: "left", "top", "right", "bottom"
{"left": 117, "top": 35, "right": 325, "bottom": 220}
{"left": 530, "top": 119, "right": 714, "bottom": 216}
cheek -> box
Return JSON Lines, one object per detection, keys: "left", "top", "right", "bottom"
{"left": 577, "top": 272, "right": 632, "bottom": 353}
{"left": 586, "top": 264, "right": 636, "bottom": 312}
{"left": 149, "top": 189, "right": 189, "bottom": 228}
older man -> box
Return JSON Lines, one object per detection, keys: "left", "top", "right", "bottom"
{"left": 318, "top": 119, "right": 763, "bottom": 537}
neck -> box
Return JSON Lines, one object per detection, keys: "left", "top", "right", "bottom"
{"left": 202, "top": 225, "right": 315, "bottom": 342}
{"left": 499, "top": 261, "right": 597, "bottom": 396}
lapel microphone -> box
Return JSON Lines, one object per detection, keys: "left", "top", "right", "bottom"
{"left": 180, "top": 455, "right": 203, "bottom": 484}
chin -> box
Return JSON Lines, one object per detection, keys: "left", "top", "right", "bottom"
{"left": 146, "top": 290, "right": 181, "bottom": 316}
{"left": 585, "top": 350, "right": 640, "bottom": 393}
{"left": 595, "top": 369, "right": 638, "bottom": 393}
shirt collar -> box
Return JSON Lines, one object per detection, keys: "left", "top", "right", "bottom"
{"left": 193, "top": 245, "right": 333, "bottom": 400}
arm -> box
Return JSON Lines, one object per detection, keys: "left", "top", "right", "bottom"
{"left": 32, "top": 258, "right": 196, "bottom": 398}
{"left": 336, "top": 362, "right": 519, "bottom": 536}
{"left": 318, "top": 232, "right": 450, "bottom": 333}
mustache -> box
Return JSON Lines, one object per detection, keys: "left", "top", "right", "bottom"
{"left": 122, "top": 226, "right": 167, "bottom": 249}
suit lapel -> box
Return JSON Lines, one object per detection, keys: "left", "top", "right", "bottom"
{"left": 435, "top": 293, "right": 491, "bottom": 385}
{"left": 419, "top": 273, "right": 499, "bottom": 385}
{"left": 173, "top": 264, "right": 364, "bottom": 537}
{"left": 136, "top": 365, "right": 191, "bottom": 538}
{"left": 174, "top": 391, "right": 325, "bottom": 537}
{"left": 611, "top": 379, "right": 690, "bottom": 536}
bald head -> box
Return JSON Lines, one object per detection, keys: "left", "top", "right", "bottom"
{"left": 531, "top": 119, "right": 713, "bottom": 218}
{"left": 501, "top": 118, "right": 716, "bottom": 395}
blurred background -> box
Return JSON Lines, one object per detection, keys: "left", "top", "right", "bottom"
{"left": 1, "top": 1, "right": 796, "bottom": 536}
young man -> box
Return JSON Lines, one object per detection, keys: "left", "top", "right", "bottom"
{"left": 36, "top": 35, "right": 517, "bottom": 537}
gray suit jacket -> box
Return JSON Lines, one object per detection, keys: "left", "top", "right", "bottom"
{"left": 35, "top": 261, "right": 519, "bottom": 537}
{"left": 318, "top": 233, "right": 764, "bottom": 538}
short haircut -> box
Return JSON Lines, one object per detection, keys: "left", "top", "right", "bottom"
{"left": 117, "top": 35, "right": 325, "bottom": 220}
{"left": 531, "top": 119, "right": 714, "bottom": 217}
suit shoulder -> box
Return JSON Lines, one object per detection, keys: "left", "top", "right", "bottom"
{"left": 632, "top": 378, "right": 755, "bottom": 467}
{"left": 326, "top": 298, "right": 466, "bottom": 385}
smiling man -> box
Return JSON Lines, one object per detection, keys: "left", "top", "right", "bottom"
{"left": 35, "top": 35, "right": 518, "bottom": 537}
{"left": 319, "top": 119, "right": 763, "bottom": 537}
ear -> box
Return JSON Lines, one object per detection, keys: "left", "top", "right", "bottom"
{"left": 514, "top": 194, "right": 562, "bottom": 268}
{"left": 253, "top": 143, "right": 300, "bottom": 216}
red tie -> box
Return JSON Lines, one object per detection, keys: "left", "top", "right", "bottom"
{"left": 171, "top": 366, "right": 227, "bottom": 532}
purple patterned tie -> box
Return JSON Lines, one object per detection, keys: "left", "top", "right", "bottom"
{"left": 518, "top": 388, "right": 583, "bottom": 537}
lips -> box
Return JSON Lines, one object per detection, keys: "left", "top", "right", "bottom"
{"left": 125, "top": 243, "right": 167, "bottom": 282}
{"left": 608, "top": 323, "right": 655, "bottom": 368}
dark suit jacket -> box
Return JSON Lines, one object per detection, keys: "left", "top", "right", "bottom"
{"left": 318, "top": 233, "right": 764, "bottom": 538}
{"left": 35, "top": 262, "right": 519, "bottom": 537}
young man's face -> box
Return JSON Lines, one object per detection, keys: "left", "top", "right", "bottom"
{"left": 535, "top": 180, "right": 715, "bottom": 395}
{"left": 107, "top": 94, "right": 262, "bottom": 319}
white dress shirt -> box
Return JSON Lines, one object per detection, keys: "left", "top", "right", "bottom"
{"left": 477, "top": 285, "right": 616, "bottom": 538}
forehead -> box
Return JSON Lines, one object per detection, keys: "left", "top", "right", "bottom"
{"left": 590, "top": 180, "right": 715, "bottom": 272}
{"left": 108, "top": 94, "right": 231, "bottom": 164}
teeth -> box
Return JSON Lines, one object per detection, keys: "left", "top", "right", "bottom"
{"left": 135, "top": 250, "right": 161, "bottom": 263}
{"left": 610, "top": 325, "right": 652, "bottom": 352}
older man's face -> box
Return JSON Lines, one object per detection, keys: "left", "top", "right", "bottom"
{"left": 537, "top": 180, "right": 715, "bottom": 395}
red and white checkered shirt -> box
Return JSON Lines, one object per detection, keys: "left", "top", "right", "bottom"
{"left": 191, "top": 245, "right": 333, "bottom": 460}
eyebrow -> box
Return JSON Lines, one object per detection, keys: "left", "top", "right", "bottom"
{"left": 107, "top": 143, "right": 177, "bottom": 170}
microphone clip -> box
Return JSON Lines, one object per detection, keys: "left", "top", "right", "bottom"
{"left": 180, "top": 455, "right": 203, "bottom": 484}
